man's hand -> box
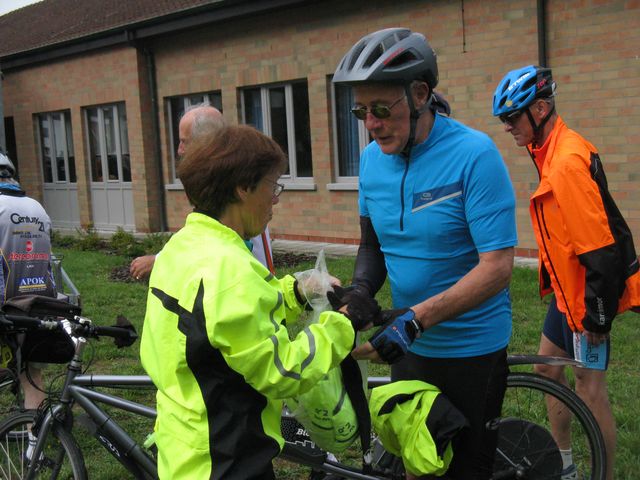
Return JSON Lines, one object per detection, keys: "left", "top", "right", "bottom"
{"left": 129, "top": 255, "right": 156, "bottom": 281}
{"left": 367, "top": 309, "right": 422, "bottom": 363}
{"left": 327, "top": 285, "right": 381, "bottom": 331}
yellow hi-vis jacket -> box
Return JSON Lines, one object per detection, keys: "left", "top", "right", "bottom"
{"left": 140, "top": 213, "right": 354, "bottom": 479}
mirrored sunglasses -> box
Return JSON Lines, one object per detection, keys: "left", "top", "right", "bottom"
{"left": 351, "top": 94, "right": 405, "bottom": 121}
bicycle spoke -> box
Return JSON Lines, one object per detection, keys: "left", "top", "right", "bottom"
{"left": 493, "top": 373, "right": 605, "bottom": 480}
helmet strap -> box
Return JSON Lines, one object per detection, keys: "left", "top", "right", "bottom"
{"left": 401, "top": 84, "right": 432, "bottom": 158}
{"left": 526, "top": 102, "right": 555, "bottom": 148}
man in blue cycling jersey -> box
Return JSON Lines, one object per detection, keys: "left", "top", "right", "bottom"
{"left": 335, "top": 28, "right": 517, "bottom": 479}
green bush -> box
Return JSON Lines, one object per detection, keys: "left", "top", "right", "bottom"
{"left": 75, "top": 225, "right": 106, "bottom": 251}
{"left": 110, "top": 228, "right": 146, "bottom": 257}
{"left": 51, "top": 230, "right": 77, "bottom": 248}
{"left": 140, "top": 232, "right": 171, "bottom": 254}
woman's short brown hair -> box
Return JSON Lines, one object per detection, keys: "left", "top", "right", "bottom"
{"left": 177, "top": 124, "right": 287, "bottom": 218}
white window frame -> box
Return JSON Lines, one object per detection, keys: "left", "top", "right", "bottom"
{"left": 328, "top": 83, "right": 369, "bottom": 191}
{"left": 240, "top": 82, "right": 315, "bottom": 189}
{"left": 36, "top": 111, "right": 76, "bottom": 184}
{"left": 84, "top": 103, "right": 130, "bottom": 184}
{"left": 166, "top": 92, "right": 222, "bottom": 187}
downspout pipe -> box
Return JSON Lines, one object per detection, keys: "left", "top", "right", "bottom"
{"left": 143, "top": 47, "right": 168, "bottom": 232}
{"left": 0, "top": 67, "right": 5, "bottom": 152}
{"left": 537, "top": 0, "right": 547, "bottom": 67}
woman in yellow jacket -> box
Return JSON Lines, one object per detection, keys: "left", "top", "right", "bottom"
{"left": 140, "top": 125, "right": 378, "bottom": 479}
{"left": 493, "top": 65, "right": 640, "bottom": 480}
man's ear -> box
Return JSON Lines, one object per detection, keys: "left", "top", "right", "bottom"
{"left": 413, "top": 81, "right": 430, "bottom": 109}
{"left": 536, "top": 99, "right": 550, "bottom": 118}
{"left": 236, "top": 185, "right": 250, "bottom": 202}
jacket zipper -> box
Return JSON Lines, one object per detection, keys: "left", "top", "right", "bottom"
{"left": 533, "top": 198, "right": 578, "bottom": 331}
{"left": 399, "top": 157, "right": 409, "bottom": 231}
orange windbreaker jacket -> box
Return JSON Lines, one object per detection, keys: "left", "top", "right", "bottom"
{"left": 529, "top": 117, "right": 640, "bottom": 333}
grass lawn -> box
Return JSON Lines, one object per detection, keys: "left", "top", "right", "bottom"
{"left": 41, "top": 248, "right": 639, "bottom": 479}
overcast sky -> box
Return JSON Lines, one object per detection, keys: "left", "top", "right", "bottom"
{"left": 0, "top": 0, "right": 42, "bottom": 16}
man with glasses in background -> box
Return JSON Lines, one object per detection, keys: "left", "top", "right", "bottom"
{"left": 130, "top": 104, "right": 278, "bottom": 280}
{"left": 334, "top": 28, "right": 517, "bottom": 479}
{"left": 493, "top": 65, "right": 640, "bottom": 480}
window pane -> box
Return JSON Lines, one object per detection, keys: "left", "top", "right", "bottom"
{"left": 269, "top": 87, "right": 289, "bottom": 164}
{"left": 118, "top": 105, "right": 131, "bottom": 182}
{"left": 169, "top": 97, "right": 183, "bottom": 159}
{"left": 243, "top": 88, "right": 263, "bottom": 131}
{"left": 102, "top": 107, "right": 119, "bottom": 181}
{"left": 292, "top": 83, "right": 312, "bottom": 177}
{"left": 65, "top": 112, "right": 76, "bottom": 183}
{"left": 87, "top": 108, "right": 103, "bottom": 182}
{"left": 39, "top": 116, "right": 53, "bottom": 183}
{"left": 335, "top": 85, "right": 360, "bottom": 177}
{"left": 187, "top": 94, "right": 205, "bottom": 106}
{"left": 51, "top": 113, "right": 67, "bottom": 182}
{"left": 208, "top": 92, "right": 223, "bottom": 112}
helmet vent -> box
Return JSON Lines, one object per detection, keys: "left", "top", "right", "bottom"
{"left": 396, "top": 30, "right": 410, "bottom": 41}
{"left": 348, "top": 40, "right": 367, "bottom": 70}
{"left": 523, "top": 77, "right": 537, "bottom": 92}
{"left": 386, "top": 50, "right": 417, "bottom": 69}
{"left": 363, "top": 44, "right": 384, "bottom": 68}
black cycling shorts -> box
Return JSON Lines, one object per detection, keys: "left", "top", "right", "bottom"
{"left": 391, "top": 347, "right": 508, "bottom": 480}
{"left": 542, "top": 296, "right": 610, "bottom": 369}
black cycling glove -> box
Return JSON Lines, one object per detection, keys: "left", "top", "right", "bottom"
{"left": 368, "top": 308, "right": 423, "bottom": 364}
{"left": 327, "top": 285, "right": 381, "bottom": 331}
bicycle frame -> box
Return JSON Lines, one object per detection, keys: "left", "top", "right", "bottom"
{"left": 69, "top": 375, "right": 156, "bottom": 476}
{"left": 22, "top": 349, "right": 601, "bottom": 480}
{"left": 26, "top": 342, "right": 157, "bottom": 479}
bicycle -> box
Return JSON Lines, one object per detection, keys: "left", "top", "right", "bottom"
{"left": 280, "top": 354, "right": 606, "bottom": 480}
{"left": 0, "top": 309, "right": 151, "bottom": 480}
{"left": 0, "top": 307, "right": 605, "bottom": 479}
{"left": 0, "top": 254, "right": 81, "bottom": 414}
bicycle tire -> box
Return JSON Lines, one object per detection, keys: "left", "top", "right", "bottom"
{"left": 493, "top": 372, "right": 606, "bottom": 480}
{"left": 0, "top": 410, "right": 87, "bottom": 480}
{"left": 0, "top": 373, "right": 21, "bottom": 414}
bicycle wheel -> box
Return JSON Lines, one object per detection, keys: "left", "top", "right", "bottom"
{"left": 0, "top": 410, "right": 87, "bottom": 479}
{"left": 0, "top": 372, "right": 21, "bottom": 414}
{"left": 493, "top": 372, "right": 605, "bottom": 480}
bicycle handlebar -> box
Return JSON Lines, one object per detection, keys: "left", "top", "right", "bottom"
{"left": 0, "top": 311, "right": 138, "bottom": 345}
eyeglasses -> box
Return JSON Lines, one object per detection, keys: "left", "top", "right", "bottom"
{"left": 351, "top": 94, "right": 406, "bottom": 120}
{"left": 264, "top": 179, "right": 285, "bottom": 197}
{"left": 498, "top": 109, "right": 525, "bottom": 126}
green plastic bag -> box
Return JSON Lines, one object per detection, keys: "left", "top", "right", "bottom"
{"left": 287, "top": 250, "right": 361, "bottom": 452}
{"left": 286, "top": 366, "right": 358, "bottom": 452}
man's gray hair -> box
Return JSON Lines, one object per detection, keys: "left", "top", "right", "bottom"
{"left": 184, "top": 102, "right": 226, "bottom": 138}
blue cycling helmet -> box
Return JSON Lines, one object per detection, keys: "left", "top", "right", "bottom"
{"left": 492, "top": 65, "right": 555, "bottom": 116}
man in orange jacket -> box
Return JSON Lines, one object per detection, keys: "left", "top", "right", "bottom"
{"left": 493, "top": 65, "right": 640, "bottom": 480}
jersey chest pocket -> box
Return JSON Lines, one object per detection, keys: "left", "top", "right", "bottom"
{"left": 411, "top": 181, "right": 463, "bottom": 213}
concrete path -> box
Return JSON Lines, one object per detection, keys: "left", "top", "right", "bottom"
{"left": 272, "top": 239, "right": 537, "bottom": 269}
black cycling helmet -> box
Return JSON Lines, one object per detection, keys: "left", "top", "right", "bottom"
{"left": 0, "top": 152, "right": 16, "bottom": 179}
{"left": 333, "top": 28, "right": 438, "bottom": 89}
{"left": 333, "top": 28, "right": 439, "bottom": 157}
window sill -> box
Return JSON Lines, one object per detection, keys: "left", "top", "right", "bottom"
{"left": 165, "top": 183, "right": 184, "bottom": 191}
{"left": 326, "top": 182, "right": 358, "bottom": 191}
{"left": 281, "top": 182, "right": 317, "bottom": 191}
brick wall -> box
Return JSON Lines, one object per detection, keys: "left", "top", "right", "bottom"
{"left": 2, "top": 0, "right": 638, "bottom": 254}
{"left": 2, "top": 46, "right": 154, "bottom": 230}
